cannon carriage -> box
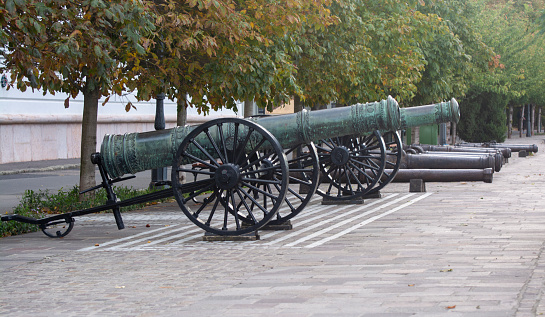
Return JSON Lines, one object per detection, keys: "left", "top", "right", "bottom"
{"left": 1, "top": 96, "right": 460, "bottom": 238}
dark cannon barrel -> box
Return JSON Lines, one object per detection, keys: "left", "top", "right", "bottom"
{"left": 419, "top": 151, "right": 503, "bottom": 172}
{"left": 401, "top": 153, "right": 496, "bottom": 170}
{"left": 416, "top": 144, "right": 511, "bottom": 159}
{"left": 460, "top": 142, "right": 538, "bottom": 153}
{"left": 387, "top": 168, "right": 493, "bottom": 183}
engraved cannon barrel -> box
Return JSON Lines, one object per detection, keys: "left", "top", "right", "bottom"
{"left": 386, "top": 168, "right": 493, "bottom": 183}
{"left": 101, "top": 97, "right": 401, "bottom": 178}
{"left": 401, "top": 153, "right": 496, "bottom": 170}
{"left": 399, "top": 98, "right": 460, "bottom": 129}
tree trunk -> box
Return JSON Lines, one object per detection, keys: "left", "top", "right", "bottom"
{"left": 450, "top": 122, "right": 457, "bottom": 145}
{"left": 526, "top": 104, "right": 532, "bottom": 137}
{"left": 177, "top": 94, "right": 188, "bottom": 126}
{"left": 244, "top": 99, "right": 254, "bottom": 118}
{"left": 508, "top": 105, "right": 513, "bottom": 138}
{"left": 293, "top": 95, "right": 303, "bottom": 113}
{"left": 79, "top": 84, "right": 99, "bottom": 200}
{"left": 519, "top": 105, "right": 524, "bottom": 137}
{"left": 531, "top": 104, "right": 535, "bottom": 136}
{"left": 537, "top": 107, "right": 543, "bottom": 133}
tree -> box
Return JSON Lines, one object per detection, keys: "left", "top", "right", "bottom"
{"left": 126, "top": 0, "right": 335, "bottom": 114}
{"left": 0, "top": 0, "right": 155, "bottom": 197}
{"left": 410, "top": 0, "right": 495, "bottom": 106}
{"left": 458, "top": 0, "right": 545, "bottom": 140}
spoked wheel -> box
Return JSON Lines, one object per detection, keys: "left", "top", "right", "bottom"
{"left": 316, "top": 131, "right": 386, "bottom": 200}
{"left": 171, "top": 118, "right": 289, "bottom": 235}
{"left": 40, "top": 218, "right": 75, "bottom": 238}
{"left": 368, "top": 130, "right": 402, "bottom": 194}
{"left": 263, "top": 142, "right": 320, "bottom": 226}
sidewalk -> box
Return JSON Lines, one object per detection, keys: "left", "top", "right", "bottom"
{"left": 1, "top": 133, "right": 544, "bottom": 316}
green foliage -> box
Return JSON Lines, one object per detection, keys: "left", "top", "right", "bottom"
{"left": 457, "top": 89, "right": 507, "bottom": 142}
{"left": 470, "top": 0, "right": 545, "bottom": 106}
{"left": 410, "top": 0, "right": 494, "bottom": 106}
{"left": 1, "top": 186, "right": 170, "bottom": 238}
{"left": 127, "top": 0, "right": 335, "bottom": 113}
{"left": 0, "top": 0, "right": 155, "bottom": 100}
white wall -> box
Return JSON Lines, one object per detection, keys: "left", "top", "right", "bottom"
{"left": 0, "top": 74, "right": 242, "bottom": 163}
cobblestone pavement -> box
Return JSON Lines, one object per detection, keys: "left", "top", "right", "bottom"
{"left": 1, "top": 135, "right": 544, "bottom": 316}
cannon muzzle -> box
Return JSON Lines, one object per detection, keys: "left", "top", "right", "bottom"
{"left": 400, "top": 98, "right": 460, "bottom": 129}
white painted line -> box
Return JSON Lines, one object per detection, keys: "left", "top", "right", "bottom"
{"left": 263, "top": 194, "right": 398, "bottom": 246}
{"left": 304, "top": 192, "right": 433, "bottom": 248}
{"left": 77, "top": 225, "right": 179, "bottom": 251}
{"left": 104, "top": 223, "right": 203, "bottom": 250}
{"left": 285, "top": 193, "right": 414, "bottom": 247}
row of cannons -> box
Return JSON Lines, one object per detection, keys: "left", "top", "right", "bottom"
{"left": 393, "top": 141, "right": 538, "bottom": 186}
{"left": 1, "top": 96, "right": 537, "bottom": 239}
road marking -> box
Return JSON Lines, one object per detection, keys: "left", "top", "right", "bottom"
{"left": 304, "top": 192, "right": 433, "bottom": 248}
{"left": 77, "top": 225, "right": 178, "bottom": 251}
{"left": 262, "top": 194, "right": 398, "bottom": 246}
{"left": 78, "top": 192, "right": 434, "bottom": 251}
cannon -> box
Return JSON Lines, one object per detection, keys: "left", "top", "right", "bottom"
{"left": 400, "top": 152, "right": 496, "bottom": 170}
{"left": 1, "top": 96, "right": 461, "bottom": 238}
{"left": 413, "top": 144, "right": 511, "bottom": 159}
{"left": 385, "top": 168, "right": 494, "bottom": 183}
{"left": 459, "top": 142, "right": 538, "bottom": 153}
{"left": 2, "top": 97, "right": 400, "bottom": 237}
{"left": 407, "top": 150, "right": 503, "bottom": 172}
{"left": 315, "top": 98, "right": 460, "bottom": 200}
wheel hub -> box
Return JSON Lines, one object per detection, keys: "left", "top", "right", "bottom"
{"left": 214, "top": 164, "right": 240, "bottom": 190}
{"left": 330, "top": 146, "right": 350, "bottom": 166}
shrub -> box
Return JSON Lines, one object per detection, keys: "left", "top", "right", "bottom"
{"left": 1, "top": 185, "right": 170, "bottom": 237}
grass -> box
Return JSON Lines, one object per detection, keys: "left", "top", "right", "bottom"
{"left": 1, "top": 185, "right": 172, "bottom": 238}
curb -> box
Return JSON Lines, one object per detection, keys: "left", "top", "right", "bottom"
{"left": 0, "top": 164, "right": 80, "bottom": 176}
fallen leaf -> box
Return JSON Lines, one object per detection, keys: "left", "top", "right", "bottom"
{"left": 440, "top": 269, "right": 453, "bottom": 272}
{"left": 115, "top": 286, "right": 125, "bottom": 289}
{"left": 95, "top": 243, "right": 100, "bottom": 247}
{"left": 446, "top": 305, "right": 456, "bottom": 309}
{"left": 146, "top": 224, "right": 151, "bottom": 227}
{"left": 408, "top": 284, "right": 415, "bottom": 287}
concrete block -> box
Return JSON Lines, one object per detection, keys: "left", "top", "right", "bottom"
{"left": 409, "top": 179, "right": 426, "bottom": 192}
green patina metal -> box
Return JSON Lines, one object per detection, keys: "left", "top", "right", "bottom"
{"left": 100, "top": 97, "right": 460, "bottom": 179}
{"left": 399, "top": 98, "right": 460, "bottom": 129}
{"left": 101, "top": 96, "right": 400, "bottom": 178}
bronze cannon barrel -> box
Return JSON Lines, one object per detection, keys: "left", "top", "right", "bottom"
{"left": 401, "top": 153, "right": 496, "bottom": 170}
{"left": 400, "top": 98, "right": 460, "bottom": 129}
{"left": 101, "top": 97, "right": 401, "bottom": 178}
{"left": 386, "top": 168, "right": 493, "bottom": 183}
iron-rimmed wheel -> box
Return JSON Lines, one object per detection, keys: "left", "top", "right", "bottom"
{"left": 40, "top": 218, "right": 75, "bottom": 238}
{"left": 316, "top": 131, "right": 386, "bottom": 200}
{"left": 368, "top": 130, "right": 402, "bottom": 194}
{"left": 264, "top": 142, "right": 320, "bottom": 226}
{"left": 171, "top": 118, "right": 289, "bottom": 235}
